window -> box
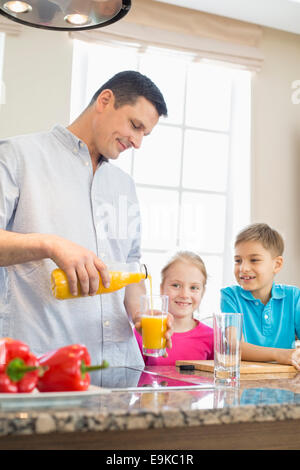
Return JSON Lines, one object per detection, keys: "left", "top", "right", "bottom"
{"left": 70, "top": 40, "right": 251, "bottom": 320}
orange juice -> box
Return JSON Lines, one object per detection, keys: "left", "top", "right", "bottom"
{"left": 142, "top": 315, "right": 167, "bottom": 350}
{"left": 51, "top": 268, "right": 146, "bottom": 300}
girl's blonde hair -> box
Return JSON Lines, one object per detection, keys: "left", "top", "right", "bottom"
{"left": 161, "top": 251, "right": 207, "bottom": 286}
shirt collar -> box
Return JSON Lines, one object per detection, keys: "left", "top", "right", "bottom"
{"left": 51, "top": 124, "right": 108, "bottom": 163}
{"left": 52, "top": 124, "right": 82, "bottom": 150}
{"left": 239, "top": 283, "right": 286, "bottom": 302}
{"left": 271, "top": 283, "right": 286, "bottom": 299}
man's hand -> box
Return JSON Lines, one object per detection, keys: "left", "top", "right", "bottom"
{"left": 134, "top": 312, "right": 174, "bottom": 353}
{"left": 46, "top": 235, "right": 110, "bottom": 296}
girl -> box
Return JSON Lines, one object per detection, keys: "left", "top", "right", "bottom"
{"left": 134, "top": 251, "right": 214, "bottom": 365}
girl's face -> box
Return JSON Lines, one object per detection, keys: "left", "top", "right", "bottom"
{"left": 160, "top": 261, "right": 205, "bottom": 320}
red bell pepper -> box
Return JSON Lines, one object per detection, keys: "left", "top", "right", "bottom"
{"left": 0, "top": 338, "right": 42, "bottom": 393}
{"left": 37, "top": 344, "right": 109, "bottom": 392}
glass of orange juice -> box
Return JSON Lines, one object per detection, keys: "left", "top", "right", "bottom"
{"left": 140, "top": 294, "right": 168, "bottom": 357}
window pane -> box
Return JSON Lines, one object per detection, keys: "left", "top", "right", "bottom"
{"left": 140, "top": 251, "right": 170, "bottom": 296}
{"left": 179, "top": 192, "right": 226, "bottom": 253}
{"left": 197, "top": 255, "right": 223, "bottom": 326}
{"left": 139, "top": 48, "right": 186, "bottom": 125}
{"left": 136, "top": 187, "right": 179, "bottom": 250}
{"left": 85, "top": 44, "right": 138, "bottom": 107}
{"left": 186, "top": 63, "right": 232, "bottom": 132}
{"left": 183, "top": 130, "right": 229, "bottom": 192}
{"left": 133, "top": 125, "right": 182, "bottom": 187}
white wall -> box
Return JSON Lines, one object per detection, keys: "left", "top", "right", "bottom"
{"left": 0, "top": 27, "right": 73, "bottom": 138}
{"left": 251, "top": 27, "right": 300, "bottom": 286}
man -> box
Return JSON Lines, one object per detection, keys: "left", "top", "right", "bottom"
{"left": 0, "top": 70, "right": 171, "bottom": 372}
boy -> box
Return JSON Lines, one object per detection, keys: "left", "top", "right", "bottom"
{"left": 221, "top": 223, "right": 300, "bottom": 369}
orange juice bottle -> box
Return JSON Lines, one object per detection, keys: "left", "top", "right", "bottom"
{"left": 51, "top": 262, "right": 148, "bottom": 300}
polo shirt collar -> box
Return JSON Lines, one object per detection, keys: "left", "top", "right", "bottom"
{"left": 239, "top": 287, "right": 255, "bottom": 301}
{"left": 239, "top": 283, "right": 286, "bottom": 302}
{"left": 271, "top": 283, "right": 286, "bottom": 299}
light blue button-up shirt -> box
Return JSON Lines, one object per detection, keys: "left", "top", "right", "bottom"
{"left": 0, "top": 124, "right": 144, "bottom": 374}
{"left": 220, "top": 284, "right": 300, "bottom": 348}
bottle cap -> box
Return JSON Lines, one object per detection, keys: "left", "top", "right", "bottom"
{"left": 142, "top": 264, "right": 148, "bottom": 279}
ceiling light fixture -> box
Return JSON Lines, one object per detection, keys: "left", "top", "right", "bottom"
{"left": 4, "top": 1, "right": 32, "bottom": 14}
{"left": 0, "top": 0, "right": 131, "bottom": 31}
{"left": 64, "top": 14, "right": 90, "bottom": 26}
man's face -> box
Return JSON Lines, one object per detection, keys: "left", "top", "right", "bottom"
{"left": 92, "top": 92, "right": 159, "bottom": 159}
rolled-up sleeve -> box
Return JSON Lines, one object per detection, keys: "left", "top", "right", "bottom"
{"left": 0, "top": 141, "right": 20, "bottom": 230}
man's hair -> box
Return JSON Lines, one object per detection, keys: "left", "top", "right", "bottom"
{"left": 161, "top": 251, "right": 207, "bottom": 287}
{"left": 89, "top": 70, "right": 168, "bottom": 117}
{"left": 235, "top": 223, "right": 284, "bottom": 256}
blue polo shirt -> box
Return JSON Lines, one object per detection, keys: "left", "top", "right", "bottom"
{"left": 220, "top": 284, "right": 300, "bottom": 349}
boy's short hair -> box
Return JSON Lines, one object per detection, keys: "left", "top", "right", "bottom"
{"left": 235, "top": 223, "right": 284, "bottom": 256}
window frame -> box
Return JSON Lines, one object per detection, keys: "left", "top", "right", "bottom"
{"left": 70, "top": 40, "right": 251, "bottom": 317}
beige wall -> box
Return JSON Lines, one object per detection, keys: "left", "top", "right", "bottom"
{"left": 1, "top": 23, "right": 300, "bottom": 286}
{"left": 251, "top": 27, "right": 300, "bottom": 286}
{"left": 0, "top": 27, "right": 73, "bottom": 138}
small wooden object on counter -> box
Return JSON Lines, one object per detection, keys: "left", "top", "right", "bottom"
{"left": 176, "top": 360, "right": 297, "bottom": 374}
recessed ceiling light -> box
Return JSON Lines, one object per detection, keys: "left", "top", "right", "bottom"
{"left": 3, "top": 1, "right": 31, "bottom": 14}
{"left": 64, "top": 14, "right": 90, "bottom": 26}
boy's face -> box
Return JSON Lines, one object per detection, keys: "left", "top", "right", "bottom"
{"left": 234, "top": 240, "right": 283, "bottom": 296}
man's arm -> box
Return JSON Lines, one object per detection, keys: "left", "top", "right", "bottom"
{"left": 124, "top": 281, "right": 146, "bottom": 324}
{"left": 0, "top": 229, "right": 110, "bottom": 296}
{"left": 0, "top": 229, "right": 50, "bottom": 266}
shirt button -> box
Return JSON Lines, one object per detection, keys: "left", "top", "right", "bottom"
{"left": 85, "top": 161, "right": 89, "bottom": 166}
{"left": 73, "top": 148, "right": 78, "bottom": 153}
{"left": 264, "top": 315, "right": 268, "bottom": 320}
{"left": 255, "top": 301, "right": 259, "bottom": 306}
{"left": 104, "top": 320, "right": 110, "bottom": 327}
{"left": 79, "top": 141, "right": 84, "bottom": 148}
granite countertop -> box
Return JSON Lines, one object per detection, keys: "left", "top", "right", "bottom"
{"left": 1, "top": 365, "right": 300, "bottom": 437}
